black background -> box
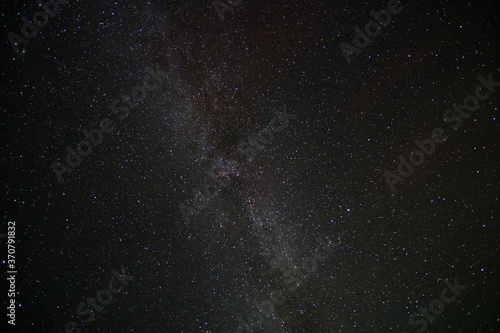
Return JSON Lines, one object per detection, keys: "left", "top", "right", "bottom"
{"left": 1, "top": 0, "right": 499, "bottom": 332}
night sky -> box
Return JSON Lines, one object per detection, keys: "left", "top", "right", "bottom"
{"left": 1, "top": 0, "right": 499, "bottom": 332}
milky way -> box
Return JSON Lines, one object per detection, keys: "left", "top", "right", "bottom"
{"left": 1, "top": 0, "right": 499, "bottom": 332}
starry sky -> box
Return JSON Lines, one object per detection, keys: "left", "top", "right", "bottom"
{"left": 1, "top": 0, "right": 499, "bottom": 332}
